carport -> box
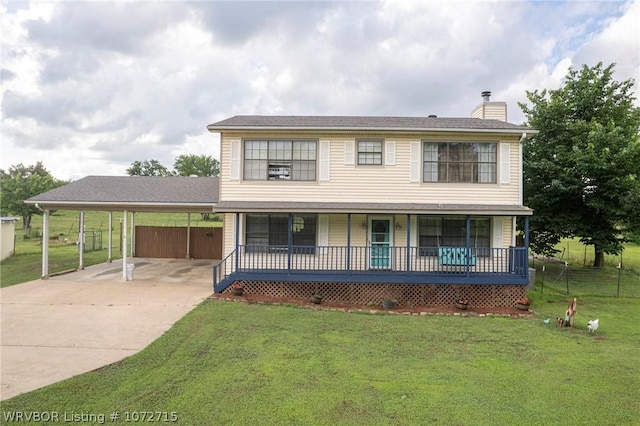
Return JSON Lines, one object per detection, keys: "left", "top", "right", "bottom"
{"left": 25, "top": 176, "right": 219, "bottom": 281}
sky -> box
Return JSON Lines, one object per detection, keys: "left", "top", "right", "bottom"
{"left": 1, "top": 0, "right": 638, "bottom": 181}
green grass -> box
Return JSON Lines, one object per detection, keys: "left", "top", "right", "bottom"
{"left": 0, "top": 211, "right": 222, "bottom": 287}
{"left": 2, "top": 296, "right": 639, "bottom": 425}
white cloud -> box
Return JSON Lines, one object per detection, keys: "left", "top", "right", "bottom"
{"left": 1, "top": 0, "right": 638, "bottom": 180}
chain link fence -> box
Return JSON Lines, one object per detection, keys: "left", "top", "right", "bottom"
{"left": 530, "top": 255, "right": 639, "bottom": 298}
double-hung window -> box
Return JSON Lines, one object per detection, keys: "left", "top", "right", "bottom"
{"left": 357, "top": 140, "right": 383, "bottom": 165}
{"left": 245, "top": 214, "right": 317, "bottom": 253}
{"left": 244, "top": 140, "right": 317, "bottom": 181}
{"left": 418, "top": 216, "right": 491, "bottom": 256}
{"left": 423, "top": 142, "right": 496, "bottom": 183}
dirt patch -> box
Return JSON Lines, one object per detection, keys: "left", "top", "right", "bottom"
{"left": 210, "top": 293, "right": 534, "bottom": 318}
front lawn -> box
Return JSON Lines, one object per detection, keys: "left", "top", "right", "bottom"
{"left": 2, "top": 296, "right": 638, "bottom": 425}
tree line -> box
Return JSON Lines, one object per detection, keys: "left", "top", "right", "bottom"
{"left": 2, "top": 64, "right": 639, "bottom": 267}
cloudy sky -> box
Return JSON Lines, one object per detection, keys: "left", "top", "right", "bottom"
{"left": 1, "top": 0, "right": 638, "bottom": 181}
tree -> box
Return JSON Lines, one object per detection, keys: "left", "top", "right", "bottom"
{"left": 173, "top": 154, "right": 220, "bottom": 177}
{"left": 0, "top": 162, "right": 64, "bottom": 231}
{"left": 126, "top": 160, "right": 173, "bottom": 176}
{"left": 519, "top": 62, "right": 640, "bottom": 267}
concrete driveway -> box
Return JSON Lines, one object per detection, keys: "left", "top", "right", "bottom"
{"left": 0, "top": 258, "right": 214, "bottom": 400}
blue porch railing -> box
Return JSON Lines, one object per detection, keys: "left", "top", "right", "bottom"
{"left": 213, "top": 245, "right": 529, "bottom": 292}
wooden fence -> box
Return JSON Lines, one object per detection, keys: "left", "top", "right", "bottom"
{"left": 134, "top": 226, "right": 222, "bottom": 259}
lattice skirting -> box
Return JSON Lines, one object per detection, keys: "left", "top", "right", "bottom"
{"left": 224, "top": 281, "right": 528, "bottom": 308}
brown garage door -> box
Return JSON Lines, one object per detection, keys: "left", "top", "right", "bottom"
{"left": 134, "top": 226, "right": 222, "bottom": 259}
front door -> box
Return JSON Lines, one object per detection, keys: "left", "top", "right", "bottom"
{"left": 370, "top": 218, "right": 392, "bottom": 269}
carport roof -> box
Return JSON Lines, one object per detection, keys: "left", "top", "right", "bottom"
{"left": 25, "top": 176, "right": 218, "bottom": 213}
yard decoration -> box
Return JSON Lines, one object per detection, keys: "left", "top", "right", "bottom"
{"left": 515, "top": 297, "right": 530, "bottom": 310}
{"left": 382, "top": 299, "right": 397, "bottom": 310}
{"left": 454, "top": 299, "right": 469, "bottom": 310}
{"left": 230, "top": 283, "right": 245, "bottom": 296}
{"left": 310, "top": 294, "right": 323, "bottom": 304}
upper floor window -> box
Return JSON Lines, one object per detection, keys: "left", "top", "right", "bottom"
{"left": 357, "top": 140, "right": 383, "bottom": 165}
{"left": 244, "top": 140, "right": 317, "bottom": 181}
{"left": 423, "top": 142, "right": 496, "bottom": 183}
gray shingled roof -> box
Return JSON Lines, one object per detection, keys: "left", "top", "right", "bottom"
{"left": 212, "top": 200, "right": 533, "bottom": 216}
{"left": 207, "top": 115, "right": 535, "bottom": 133}
{"left": 25, "top": 176, "right": 218, "bottom": 212}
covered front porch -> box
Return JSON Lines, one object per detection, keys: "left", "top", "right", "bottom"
{"left": 213, "top": 204, "right": 532, "bottom": 306}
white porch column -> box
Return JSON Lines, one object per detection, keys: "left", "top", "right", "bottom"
{"left": 122, "top": 210, "right": 128, "bottom": 281}
{"left": 42, "top": 209, "right": 49, "bottom": 279}
{"left": 108, "top": 211, "right": 113, "bottom": 263}
{"left": 78, "top": 211, "right": 85, "bottom": 270}
{"left": 186, "top": 213, "right": 191, "bottom": 259}
{"left": 130, "top": 211, "right": 135, "bottom": 257}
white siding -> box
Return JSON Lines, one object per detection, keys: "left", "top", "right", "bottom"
{"left": 218, "top": 132, "right": 522, "bottom": 206}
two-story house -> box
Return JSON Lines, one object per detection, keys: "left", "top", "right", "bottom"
{"left": 207, "top": 93, "right": 536, "bottom": 308}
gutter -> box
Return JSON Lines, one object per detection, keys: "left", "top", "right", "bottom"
{"left": 207, "top": 125, "right": 539, "bottom": 135}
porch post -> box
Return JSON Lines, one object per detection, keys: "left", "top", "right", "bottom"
{"left": 406, "top": 214, "right": 411, "bottom": 272}
{"left": 78, "top": 210, "right": 85, "bottom": 270}
{"left": 130, "top": 211, "right": 135, "bottom": 257}
{"left": 465, "top": 215, "right": 471, "bottom": 277}
{"left": 42, "top": 209, "right": 49, "bottom": 279}
{"left": 186, "top": 213, "right": 191, "bottom": 259}
{"left": 287, "top": 213, "right": 293, "bottom": 271}
{"left": 234, "top": 213, "right": 240, "bottom": 271}
{"left": 524, "top": 215, "right": 530, "bottom": 280}
{"left": 122, "top": 210, "right": 128, "bottom": 281}
{"left": 347, "top": 214, "right": 352, "bottom": 273}
{"left": 107, "top": 211, "right": 113, "bottom": 263}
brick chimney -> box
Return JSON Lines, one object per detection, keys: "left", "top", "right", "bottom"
{"left": 471, "top": 91, "right": 507, "bottom": 122}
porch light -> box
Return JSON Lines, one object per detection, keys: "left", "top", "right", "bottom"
{"left": 361, "top": 222, "right": 367, "bottom": 229}
{"left": 395, "top": 223, "right": 402, "bottom": 230}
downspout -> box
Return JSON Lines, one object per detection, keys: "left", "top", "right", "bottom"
{"left": 519, "top": 132, "right": 527, "bottom": 207}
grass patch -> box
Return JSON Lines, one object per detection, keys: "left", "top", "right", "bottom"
{"left": 3, "top": 298, "right": 639, "bottom": 425}
{"left": 0, "top": 211, "right": 221, "bottom": 287}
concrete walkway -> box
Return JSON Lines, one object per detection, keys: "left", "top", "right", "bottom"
{"left": 0, "top": 258, "right": 214, "bottom": 400}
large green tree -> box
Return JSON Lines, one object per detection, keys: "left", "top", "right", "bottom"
{"left": 173, "top": 154, "right": 220, "bottom": 177}
{"left": 0, "top": 162, "right": 64, "bottom": 231}
{"left": 126, "top": 159, "right": 173, "bottom": 176}
{"left": 519, "top": 62, "right": 640, "bottom": 267}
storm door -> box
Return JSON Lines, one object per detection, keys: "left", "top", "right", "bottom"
{"left": 369, "top": 218, "right": 392, "bottom": 269}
